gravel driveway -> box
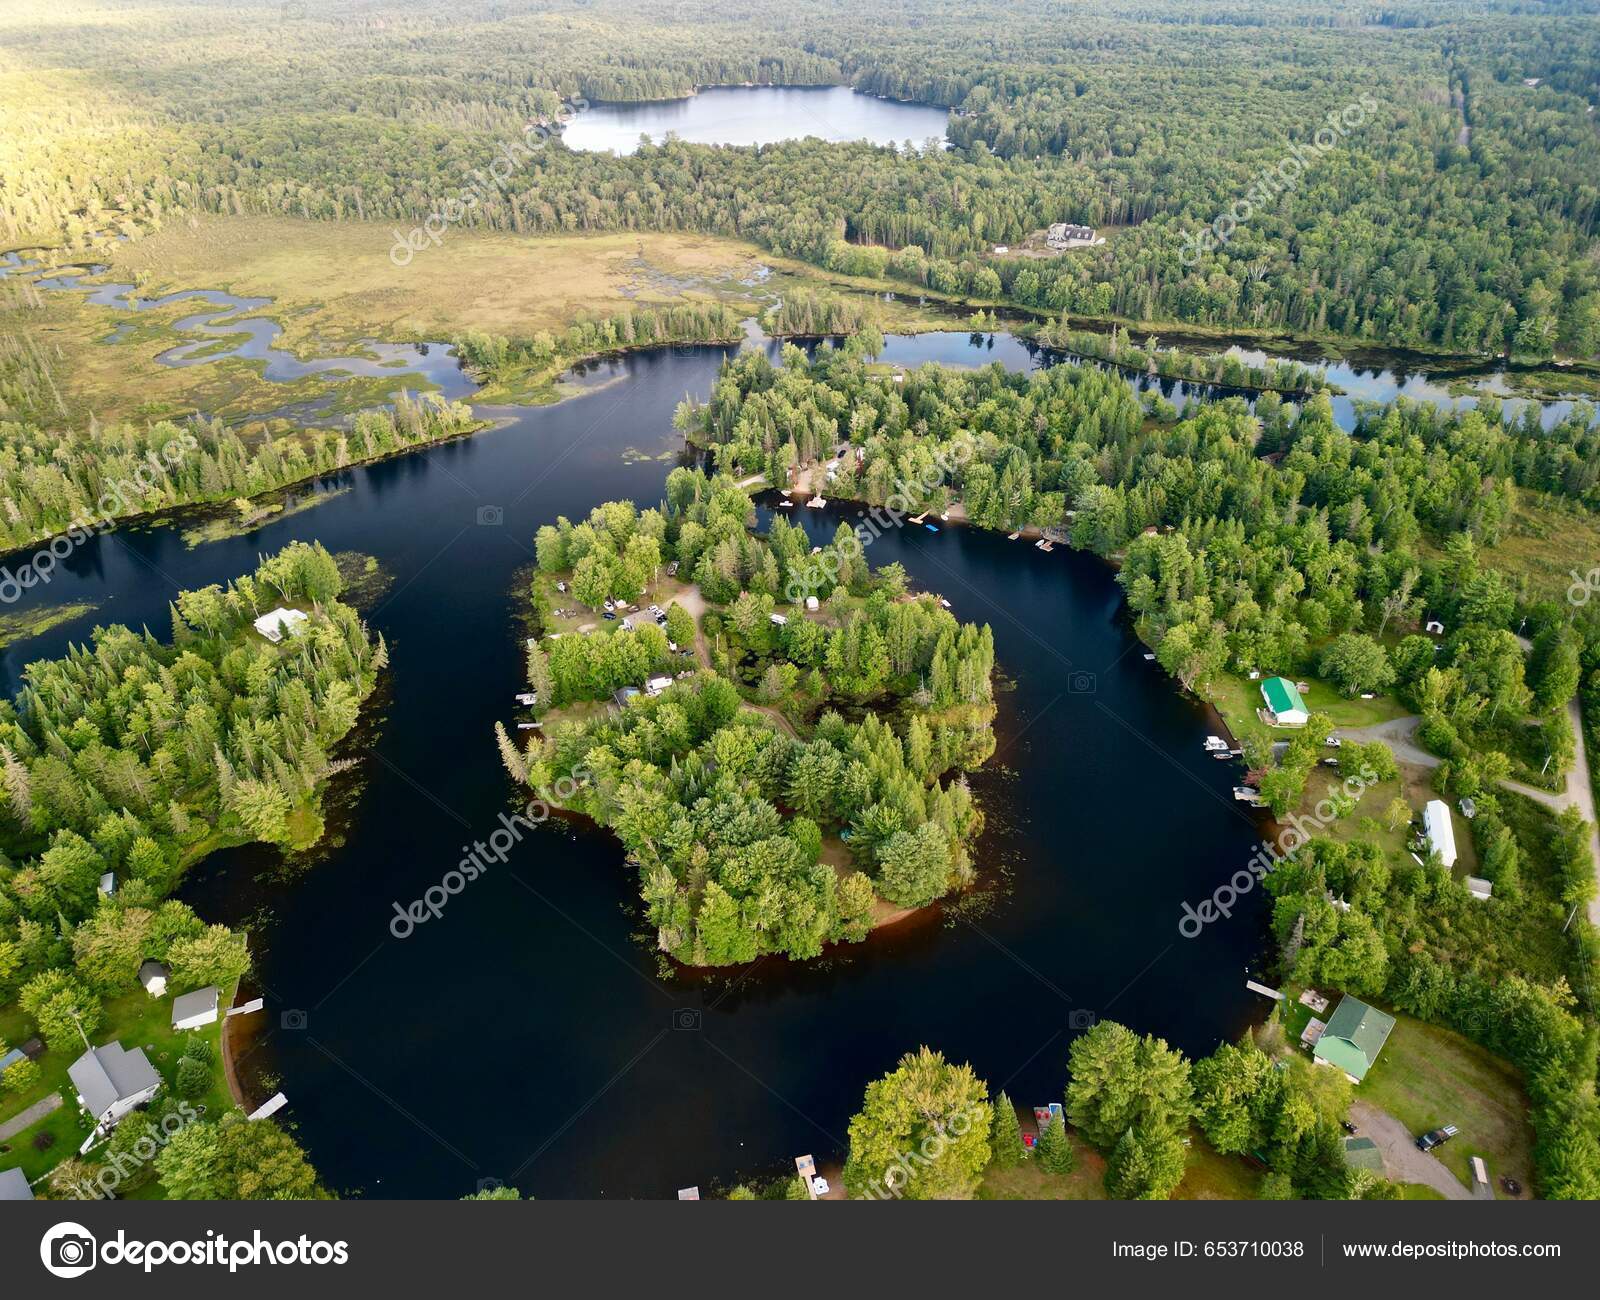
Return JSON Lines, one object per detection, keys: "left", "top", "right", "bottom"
{"left": 1349, "top": 1100, "right": 1471, "bottom": 1200}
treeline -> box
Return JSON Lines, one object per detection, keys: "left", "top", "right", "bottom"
{"left": 452, "top": 301, "right": 744, "bottom": 381}
{"left": 0, "top": 543, "right": 380, "bottom": 1198}
{"left": 507, "top": 483, "right": 995, "bottom": 964}
{"left": 0, "top": 394, "right": 479, "bottom": 557}
{"left": 1035, "top": 320, "right": 1329, "bottom": 396}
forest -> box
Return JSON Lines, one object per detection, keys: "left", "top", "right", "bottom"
{"left": 0, "top": 542, "right": 382, "bottom": 1198}
{"left": 3, "top": 0, "right": 1597, "bottom": 361}
{"left": 501, "top": 481, "right": 997, "bottom": 965}
{"left": 683, "top": 336, "right": 1600, "bottom": 1195}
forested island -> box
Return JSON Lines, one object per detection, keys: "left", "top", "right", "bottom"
{"left": 0, "top": 542, "right": 383, "bottom": 1198}
{"left": 498, "top": 476, "right": 996, "bottom": 964}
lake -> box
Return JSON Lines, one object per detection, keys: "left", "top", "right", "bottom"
{"left": 0, "top": 340, "right": 1276, "bottom": 1198}
{"left": 561, "top": 85, "right": 951, "bottom": 155}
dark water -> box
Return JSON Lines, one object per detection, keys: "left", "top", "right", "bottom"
{"left": 562, "top": 86, "right": 951, "bottom": 155}
{"left": 0, "top": 342, "right": 1276, "bottom": 1199}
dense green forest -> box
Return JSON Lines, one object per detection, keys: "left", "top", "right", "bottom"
{"left": 503, "top": 480, "right": 996, "bottom": 964}
{"left": 0, "top": 542, "right": 380, "bottom": 1198}
{"left": 683, "top": 337, "right": 1600, "bottom": 1195}
{"left": 3, "top": 0, "right": 1597, "bottom": 359}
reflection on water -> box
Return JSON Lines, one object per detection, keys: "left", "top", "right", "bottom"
{"left": 563, "top": 85, "right": 951, "bottom": 155}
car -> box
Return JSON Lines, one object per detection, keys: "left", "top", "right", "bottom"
{"left": 1415, "top": 1125, "right": 1459, "bottom": 1151}
{"left": 1340, "top": 1119, "right": 1358, "bottom": 1134}
{"left": 602, "top": 611, "right": 616, "bottom": 621}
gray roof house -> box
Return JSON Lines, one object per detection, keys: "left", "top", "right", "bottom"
{"left": 0, "top": 1166, "right": 33, "bottom": 1200}
{"left": 172, "top": 985, "right": 220, "bottom": 1031}
{"left": 69, "top": 1041, "right": 162, "bottom": 1129}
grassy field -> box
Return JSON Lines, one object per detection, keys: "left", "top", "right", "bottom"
{"left": 1417, "top": 492, "right": 1600, "bottom": 607}
{"left": 0, "top": 984, "right": 236, "bottom": 1193}
{"left": 1202, "top": 669, "right": 1408, "bottom": 752}
{"left": 1360, "top": 1014, "right": 1535, "bottom": 1197}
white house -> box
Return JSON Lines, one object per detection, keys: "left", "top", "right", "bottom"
{"left": 171, "top": 985, "right": 220, "bottom": 1031}
{"left": 253, "top": 607, "right": 310, "bottom": 644}
{"left": 69, "top": 1041, "right": 162, "bottom": 1132}
{"left": 137, "top": 961, "right": 169, "bottom": 998}
{"left": 644, "top": 676, "right": 673, "bottom": 697}
{"left": 1424, "top": 799, "right": 1457, "bottom": 869}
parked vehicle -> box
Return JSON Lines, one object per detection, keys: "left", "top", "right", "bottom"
{"left": 1415, "top": 1125, "right": 1459, "bottom": 1151}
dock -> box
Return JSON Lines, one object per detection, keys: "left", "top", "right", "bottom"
{"left": 248, "top": 1092, "right": 289, "bottom": 1121}
{"left": 795, "top": 1153, "right": 820, "bottom": 1200}
{"left": 806, "top": 495, "right": 826, "bottom": 508}
{"left": 1245, "top": 980, "right": 1284, "bottom": 1001}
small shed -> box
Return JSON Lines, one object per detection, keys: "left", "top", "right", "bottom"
{"left": 172, "top": 985, "right": 220, "bottom": 1031}
{"left": 253, "top": 607, "right": 309, "bottom": 643}
{"left": 1466, "top": 876, "right": 1493, "bottom": 900}
{"left": 98, "top": 872, "right": 115, "bottom": 897}
{"left": 138, "top": 961, "right": 169, "bottom": 998}
{"left": 1424, "top": 799, "right": 1457, "bottom": 868}
{"left": 769, "top": 613, "right": 789, "bottom": 627}
{"left": 805, "top": 595, "right": 820, "bottom": 612}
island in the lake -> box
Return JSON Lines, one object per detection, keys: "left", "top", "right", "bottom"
{"left": 497, "top": 471, "right": 996, "bottom": 965}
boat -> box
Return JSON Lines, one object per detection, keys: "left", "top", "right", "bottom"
{"left": 1035, "top": 539, "right": 1054, "bottom": 552}
{"left": 1007, "top": 532, "right": 1021, "bottom": 541}
{"left": 924, "top": 523, "right": 939, "bottom": 532}
{"left": 517, "top": 722, "right": 543, "bottom": 731}
{"left": 1233, "top": 787, "right": 1263, "bottom": 804}
{"left": 778, "top": 499, "right": 794, "bottom": 508}
{"left": 1203, "top": 736, "right": 1229, "bottom": 752}
{"left": 806, "top": 496, "right": 826, "bottom": 508}
{"left": 1142, "top": 652, "right": 1156, "bottom": 661}
{"left": 515, "top": 692, "right": 538, "bottom": 706}
{"left": 938, "top": 598, "right": 952, "bottom": 609}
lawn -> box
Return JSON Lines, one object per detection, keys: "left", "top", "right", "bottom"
{"left": 1360, "top": 1014, "right": 1535, "bottom": 1197}
{"left": 0, "top": 983, "right": 238, "bottom": 1193}
{"left": 1417, "top": 492, "right": 1600, "bottom": 608}
{"left": 976, "top": 1118, "right": 1259, "bottom": 1200}
{"left": 1202, "top": 669, "right": 1408, "bottom": 752}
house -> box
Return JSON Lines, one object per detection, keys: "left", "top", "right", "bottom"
{"left": 644, "top": 675, "right": 673, "bottom": 697}
{"left": 1260, "top": 676, "right": 1309, "bottom": 727}
{"left": 1424, "top": 799, "right": 1457, "bottom": 868}
{"left": 1312, "top": 995, "right": 1396, "bottom": 1083}
{"left": 137, "top": 960, "right": 169, "bottom": 998}
{"left": 1342, "top": 1136, "right": 1385, "bottom": 1175}
{"left": 253, "top": 607, "right": 310, "bottom": 644}
{"left": 1466, "top": 876, "right": 1494, "bottom": 900}
{"left": 98, "top": 871, "right": 115, "bottom": 897}
{"left": 172, "top": 985, "right": 220, "bottom": 1031}
{"left": 805, "top": 595, "right": 820, "bottom": 611}
{"left": 0, "top": 1166, "right": 32, "bottom": 1200}
{"left": 1045, "top": 222, "right": 1097, "bottom": 250}
{"left": 69, "top": 1041, "right": 162, "bottom": 1131}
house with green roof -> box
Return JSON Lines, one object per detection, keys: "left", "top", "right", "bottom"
{"left": 1312, "top": 995, "right": 1396, "bottom": 1083}
{"left": 1260, "top": 676, "right": 1309, "bottom": 727}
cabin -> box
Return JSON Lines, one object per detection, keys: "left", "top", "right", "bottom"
{"left": 0, "top": 1166, "right": 32, "bottom": 1200}
{"left": 172, "top": 985, "right": 220, "bottom": 1031}
{"left": 1045, "top": 222, "right": 1097, "bottom": 250}
{"left": 69, "top": 1041, "right": 162, "bottom": 1132}
{"left": 644, "top": 675, "right": 673, "bottom": 697}
{"left": 1260, "top": 676, "right": 1309, "bottom": 727}
{"left": 1424, "top": 799, "right": 1457, "bottom": 868}
{"left": 1312, "top": 995, "right": 1395, "bottom": 1083}
{"left": 1466, "top": 875, "right": 1493, "bottom": 900}
{"left": 98, "top": 871, "right": 116, "bottom": 897}
{"left": 137, "top": 960, "right": 169, "bottom": 998}
{"left": 253, "top": 607, "right": 310, "bottom": 643}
